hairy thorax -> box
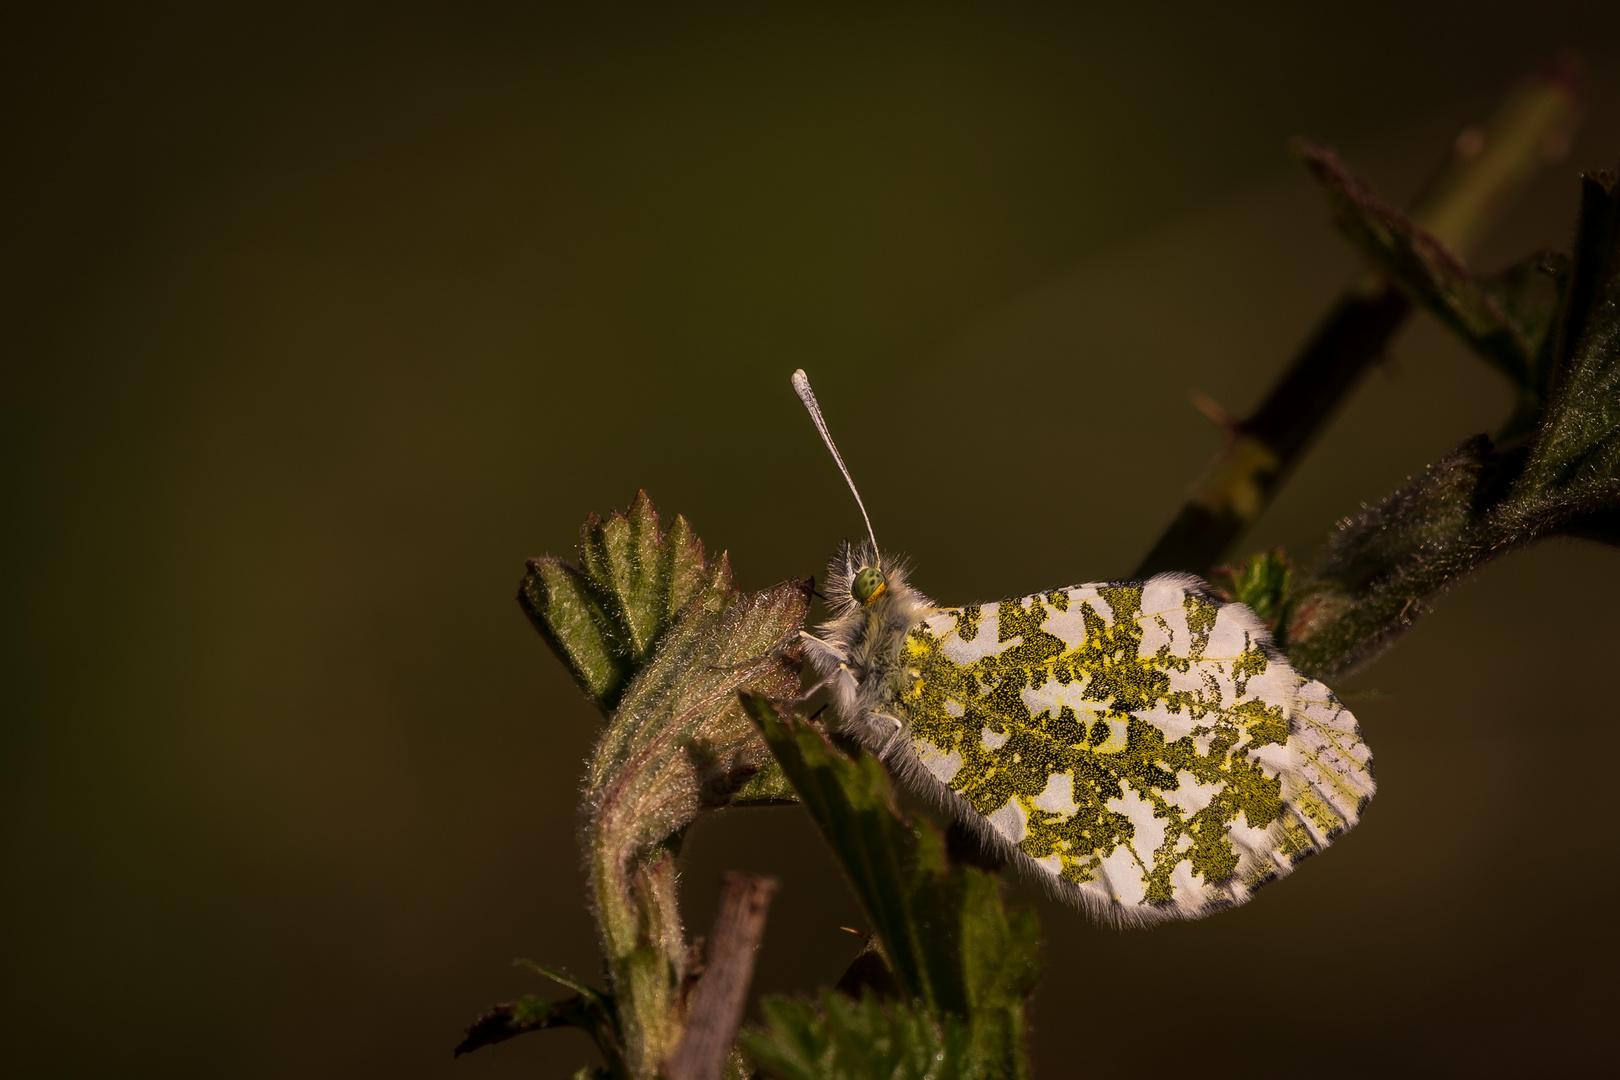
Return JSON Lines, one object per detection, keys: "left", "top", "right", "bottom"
{"left": 807, "top": 547, "right": 937, "bottom": 750}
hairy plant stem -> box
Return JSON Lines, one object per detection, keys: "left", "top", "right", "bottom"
{"left": 580, "top": 579, "right": 809, "bottom": 1078}
{"left": 589, "top": 835, "right": 687, "bottom": 1076}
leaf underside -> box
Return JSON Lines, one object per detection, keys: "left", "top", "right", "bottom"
{"left": 742, "top": 696, "right": 1039, "bottom": 1080}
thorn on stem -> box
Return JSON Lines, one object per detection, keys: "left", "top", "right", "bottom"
{"left": 1453, "top": 125, "right": 1486, "bottom": 162}
{"left": 1190, "top": 390, "right": 1239, "bottom": 439}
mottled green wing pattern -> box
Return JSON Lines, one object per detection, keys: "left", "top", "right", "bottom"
{"left": 897, "top": 574, "right": 1374, "bottom": 925}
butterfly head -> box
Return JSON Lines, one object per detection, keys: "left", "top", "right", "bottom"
{"left": 826, "top": 538, "right": 911, "bottom": 615}
{"left": 851, "top": 565, "right": 888, "bottom": 605}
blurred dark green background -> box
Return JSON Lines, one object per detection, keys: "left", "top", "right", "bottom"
{"left": 5, "top": 4, "right": 1619, "bottom": 1076}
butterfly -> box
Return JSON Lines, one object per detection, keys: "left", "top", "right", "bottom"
{"left": 790, "top": 369, "right": 1375, "bottom": 926}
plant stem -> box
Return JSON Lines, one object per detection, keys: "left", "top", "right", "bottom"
{"left": 664, "top": 873, "right": 780, "bottom": 1080}
{"left": 590, "top": 832, "right": 687, "bottom": 1078}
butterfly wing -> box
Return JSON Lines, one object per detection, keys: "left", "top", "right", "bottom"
{"left": 896, "top": 573, "right": 1374, "bottom": 925}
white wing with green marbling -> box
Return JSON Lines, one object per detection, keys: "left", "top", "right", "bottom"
{"left": 897, "top": 574, "right": 1374, "bottom": 925}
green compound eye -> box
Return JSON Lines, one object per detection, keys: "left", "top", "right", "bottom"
{"left": 852, "top": 566, "right": 887, "bottom": 605}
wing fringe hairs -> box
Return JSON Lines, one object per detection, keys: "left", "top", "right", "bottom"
{"left": 804, "top": 541, "right": 1376, "bottom": 928}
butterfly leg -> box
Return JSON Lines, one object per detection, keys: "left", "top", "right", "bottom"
{"left": 796, "top": 662, "right": 860, "bottom": 703}
{"left": 798, "top": 630, "right": 849, "bottom": 666}
{"left": 873, "top": 713, "right": 905, "bottom": 757}
{"left": 795, "top": 632, "right": 856, "bottom": 696}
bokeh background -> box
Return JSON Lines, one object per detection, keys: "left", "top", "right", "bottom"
{"left": 6, "top": 3, "right": 1620, "bottom": 1077}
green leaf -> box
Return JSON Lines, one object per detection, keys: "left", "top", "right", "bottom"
{"left": 742, "top": 695, "right": 955, "bottom": 1012}
{"left": 455, "top": 995, "right": 577, "bottom": 1057}
{"left": 519, "top": 490, "right": 732, "bottom": 712}
{"left": 1523, "top": 170, "right": 1620, "bottom": 493}
{"left": 1483, "top": 250, "right": 1572, "bottom": 440}
{"left": 741, "top": 990, "right": 976, "bottom": 1080}
{"left": 1295, "top": 142, "right": 1540, "bottom": 396}
{"left": 741, "top": 696, "right": 1039, "bottom": 1080}
{"left": 1325, "top": 437, "right": 1489, "bottom": 588}
{"left": 455, "top": 994, "right": 623, "bottom": 1065}
{"left": 1289, "top": 435, "right": 1620, "bottom": 681}
{"left": 833, "top": 938, "right": 903, "bottom": 1001}
{"left": 457, "top": 962, "right": 626, "bottom": 1068}
{"left": 956, "top": 871, "right": 1039, "bottom": 1072}
{"left": 1287, "top": 437, "right": 1492, "bottom": 679}
{"left": 1210, "top": 549, "right": 1294, "bottom": 631}
{"left": 1484, "top": 251, "right": 1569, "bottom": 366}
{"left": 516, "top": 960, "right": 612, "bottom": 1003}
{"left": 728, "top": 760, "right": 800, "bottom": 807}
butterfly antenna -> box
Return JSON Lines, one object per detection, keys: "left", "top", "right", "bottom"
{"left": 791, "top": 369, "right": 881, "bottom": 564}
